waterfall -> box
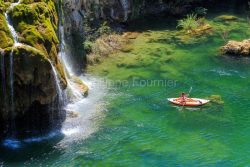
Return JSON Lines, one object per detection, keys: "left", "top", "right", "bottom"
{"left": 49, "top": 61, "right": 64, "bottom": 105}
{"left": 3, "top": 0, "right": 22, "bottom": 137}
{"left": 57, "top": 4, "right": 85, "bottom": 101}
{"left": 4, "top": 0, "right": 21, "bottom": 44}
{"left": 0, "top": 52, "right": 7, "bottom": 111}
{"left": 58, "top": 26, "right": 83, "bottom": 100}
{"left": 120, "top": 0, "right": 130, "bottom": 21}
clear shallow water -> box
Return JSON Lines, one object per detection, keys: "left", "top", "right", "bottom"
{"left": 1, "top": 7, "right": 250, "bottom": 167}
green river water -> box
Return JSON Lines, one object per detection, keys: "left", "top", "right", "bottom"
{"left": 1, "top": 4, "right": 250, "bottom": 167}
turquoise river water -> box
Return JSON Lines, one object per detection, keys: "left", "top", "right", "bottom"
{"left": 1, "top": 4, "right": 250, "bottom": 167}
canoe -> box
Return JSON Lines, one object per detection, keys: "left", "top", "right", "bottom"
{"left": 167, "top": 98, "right": 210, "bottom": 106}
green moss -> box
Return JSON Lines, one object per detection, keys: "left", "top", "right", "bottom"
{"left": 3, "top": 0, "right": 66, "bottom": 88}
{"left": 10, "top": 1, "right": 59, "bottom": 50}
{"left": 18, "top": 22, "right": 44, "bottom": 45}
{"left": 0, "top": 1, "right": 6, "bottom": 12}
{"left": 0, "top": 31, "right": 14, "bottom": 48}
{"left": 0, "top": 14, "right": 14, "bottom": 48}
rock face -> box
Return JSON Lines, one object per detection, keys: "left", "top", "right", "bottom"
{"left": 63, "top": 0, "right": 209, "bottom": 24}
{"left": 221, "top": 40, "right": 250, "bottom": 56}
{"left": 62, "top": 0, "right": 86, "bottom": 73}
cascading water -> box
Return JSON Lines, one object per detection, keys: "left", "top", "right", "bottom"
{"left": 56, "top": 1, "right": 107, "bottom": 141}
{"left": 57, "top": 7, "right": 85, "bottom": 101}
{"left": 120, "top": 0, "right": 130, "bottom": 21}
{"left": 49, "top": 60, "right": 65, "bottom": 107}
{"left": 4, "top": 0, "right": 22, "bottom": 136}
{"left": 0, "top": 51, "right": 7, "bottom": 112}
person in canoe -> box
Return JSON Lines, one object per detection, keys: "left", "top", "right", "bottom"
{"left": 180, "top": 92, "right": 188, "bottom": 104}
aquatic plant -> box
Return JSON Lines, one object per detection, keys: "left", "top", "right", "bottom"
{"left": 206, "top": 95, "right": 224, "bottom": 105}
{"left": 177, "top": 13, "right": 199, "bottom": 32}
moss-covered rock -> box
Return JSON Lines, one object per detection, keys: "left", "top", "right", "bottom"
{"left": 3, "top": 44, "right": 55, "bottom": 109}
{"left": 0, "top": 14, "right": 14, "bottom": 48}
{"left": 8, "top": 1, "right": 66, "bottom": 87}
{"left": 0, "top": 0, "right": 67, "bottom": 138}
{"left": 215, "top": 15, "right": 238, "bottom": 22}
{"left": 71, "top": 76, "right": 89, "bottom": 96}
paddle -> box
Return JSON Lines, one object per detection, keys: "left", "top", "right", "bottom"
{"left": 187, "top": 87, "right": 193, "bottom": 97}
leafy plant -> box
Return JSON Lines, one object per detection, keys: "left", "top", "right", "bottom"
{"left": 83, "top": 41, "right": 93, "bottom": 54}
{"left": 177, "top": 13, "right": 199, "bottom": 32}
{"left": 97, "top": 21, "right": 112, "bottom": 36}
{"left": 195, "top": 7, "right": 208, "bottom": 16}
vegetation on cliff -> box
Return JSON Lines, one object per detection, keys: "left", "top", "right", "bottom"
{"left": 0, "top": 14, "right": 14, "bottom": 48}
{"left": 0, "top": 0, "right": 68, "bottom": 137}
{"left": 8, "top": 0, "right": 66, "bottom": 87}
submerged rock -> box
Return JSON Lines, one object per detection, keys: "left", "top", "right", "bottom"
{"left": 66, "top": 110, "right": 80, "bottom": 118}
{"left": 215, "top": 15, "right": 238, "bottom": 22}
{"left": 221, "top": 39, "right": 250, "bottom": 56}
{"left": 188, "top": 24, "right": 213, "bottom": 35}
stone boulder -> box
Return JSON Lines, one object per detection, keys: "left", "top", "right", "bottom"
{"left": 221, "top": 39, "right": 250, "bottom": 56}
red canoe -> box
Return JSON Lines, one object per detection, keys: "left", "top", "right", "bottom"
{"left": 168, "top": 98, "right": 210, "bottom": 106}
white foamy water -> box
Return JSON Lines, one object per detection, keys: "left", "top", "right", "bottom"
{"left": 49, "top": 60, "right": 64, "bottom": 104}
{"left": 57, "top": 75, "right": 107, "bottom": 148}
{"left": 4, "top": 0, "right": 22, "bottom": 44}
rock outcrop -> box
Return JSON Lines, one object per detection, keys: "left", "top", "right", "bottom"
{"left": 10, "top": 0, "right": 67, "bottom": 87}
{"left": 62, "top": 0, "right": 86, "bottom": 73}
{"left": 0, "top": 0, "right": 67, "bottom": 138}
{"left": 221, "top": 39, "right": 250, "bottom": 56}
{"left": 0, "top": 44, "right": 65, "bottom": 137}
{"left": 63, "top": 0, "right": 209, "bottom": 24}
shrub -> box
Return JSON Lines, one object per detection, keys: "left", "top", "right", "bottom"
{"left": 177, "top": 13, "right": 199, "bottom": 31}
{"left": 97, "top": 21, "right": 112, "bottom": 36}
{"left": 84, "top": 40, "right": 93, "bottom": 54}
